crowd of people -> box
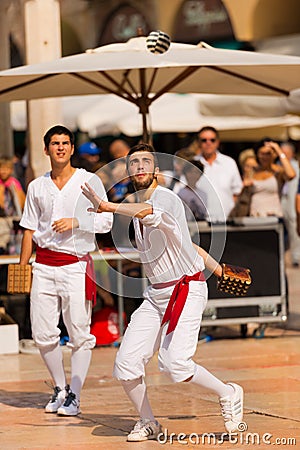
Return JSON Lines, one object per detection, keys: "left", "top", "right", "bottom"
{"left": 9, "top": 128, "right": 300, "bottom": 244}
{"left": 2, "top": 124, "right": 300, "bottom": 441}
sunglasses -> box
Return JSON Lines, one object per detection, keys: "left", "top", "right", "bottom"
{"left": 199, "top": 138, "right": 217, "bottom": 143}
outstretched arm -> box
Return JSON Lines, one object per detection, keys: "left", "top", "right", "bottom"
{"left": 193, "top": 243, "right": 222, "bottom": 277}
{"left": 81, "top": 182, "right": 152, "bottom": 219}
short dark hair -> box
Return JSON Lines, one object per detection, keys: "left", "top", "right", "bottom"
{"left": 253, "top": 137, "right": 273, "bottom": 154}
{"left": 126, "top": 142, "right": 159, "bottom": 169}
{"left": 198, "top": 126, "right": 219, "bottom": 139}
{"left": 43, "top": 125, "right": 74, "bottom": 148}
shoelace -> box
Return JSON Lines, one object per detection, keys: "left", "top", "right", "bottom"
{"left": 44, "top": 381, "right": 61, "bottom": 402}
{"left": 220, "top": 400, "right": 233, "bottom": 420}
{"left": 45, "top": 381, "right": 70, "bottom": 402}
{"left": 220, "top": 398, "right": 241, "bottom": 420}
{"left": 50, "top": 386, "right": 61, "bottom": 402}
{"left": 63, "top": 391, "right": 77, "bottom": 407}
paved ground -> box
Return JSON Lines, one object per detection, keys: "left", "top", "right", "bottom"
{"left": 0, "top": 256, "right": 299, "bottom": 449}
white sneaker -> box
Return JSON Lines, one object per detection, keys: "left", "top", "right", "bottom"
{"left": 57, "top": 391, "right": 81, "bottom": 416}
{"left": 45, "top": 386, "right": 67, "bottom": 413}
{"left": 127, "top": 419, "right": 162, "bottom": 442}
{"left": 219, "top": 382, "right": 244, "bottom": 433}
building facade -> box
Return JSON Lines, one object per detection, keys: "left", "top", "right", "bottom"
{"left": 1, "top": 0, "right": 300, "bottom": 172}
{"left": 7, "top": 0, "right": 300, "bottom": 67}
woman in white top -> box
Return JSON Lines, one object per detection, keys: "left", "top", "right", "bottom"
{"left": 250, "top": 139, "right": 295, "bottom": 218}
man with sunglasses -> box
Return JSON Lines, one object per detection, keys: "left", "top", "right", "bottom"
{"left": 195, "top": 126, "right": 242, "bottom": 222}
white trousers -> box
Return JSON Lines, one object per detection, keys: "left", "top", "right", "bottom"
{"left": 113, "top": 280, "right": 208, "bottom": 383}
{"left": 30, "top": 261, "right": 96, "bottom": 350}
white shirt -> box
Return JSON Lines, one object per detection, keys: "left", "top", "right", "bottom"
{"left": 20, "top": 168, "right": 113, "bottom": 256}
{"left": 177, "top": 185, "right": 207, "bottom": 222}
{"left": 281, "top": 158, "right": 299, "bottom": 213}
{"left": 133, "top": 186, "right": 205, "bottom": 284}
{"left": 160, "top": 170, "right": 187, "bottom": 194}
{"left": 197, "top": 151, "right": 243, "bottom": 221}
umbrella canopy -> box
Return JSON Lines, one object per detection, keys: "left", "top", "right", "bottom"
{"left": 198, "top": 90, "right": 300, "bottom": 117}
{"left": 2, "top": 36, "right": 300, "bottom": 140}
{"left": 10, "top": 93, "right": 300, "bottom": 141}
{"left": 77, "top": 93, "right": 300, "bottom": 140}
{"left": 10, "top": 95, "right": 103, "bottom": 131}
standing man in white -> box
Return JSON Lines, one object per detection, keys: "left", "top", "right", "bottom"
{"left": 195, "top": 126, "right": 243, "bottom": 222}
{"left": 19, "top": 125, "right": 113, "bottom": 416}
{"left": 82, "top": 143, "right": 244, "bottom": 442}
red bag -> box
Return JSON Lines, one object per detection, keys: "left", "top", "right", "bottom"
{"left": 91, "top": 307, "right": 126, "bottom": 346}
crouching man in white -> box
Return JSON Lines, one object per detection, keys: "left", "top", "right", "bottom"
{"left": 19, "top": 125, "right": 113, "bottom": 416}
{"left": 82, "top": 143, "right": 243, "bottom": 440}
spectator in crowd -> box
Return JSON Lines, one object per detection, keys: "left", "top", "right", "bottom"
{"left": 0, "top": 157, "right": 25, "bottom": 216}
{"left": 228, "top": 149, "right": 258, "bottom": 219}
{"left": 280, "top": 141, "right": 300, "bottom": 266}
{"left": 195, "top": 126, "right": 243, "bottom": 222}
{"left": 177, "top": 160, "right": 207, "bottom": 222}
{"left": 13, "top": 146, "right": 28, "bottom": 192}
{"left": 108, "top": 158, "right": 135, "bottom": 203}
{"left": 76, "top": 141, "right": 101, "bottom": 173}
{"left": 107, "top": 140, "right": 135, "bottom": 248}
{"left": 249, "top": 139, "right": 295, "bottom": 218}
{"left": 238, "top": 149, "right": 258, "bottom": 183}
{"left": 163, "top": 148, "right": 196, "bottom": 193}
{"left": 108, "top": 139, "right": 130, "bottom": 162}
{"left": 107, "top": 139, "right": 133, "bottom": 202}
{"left": 0, "top": 157, "right": 26, "bottom": 254}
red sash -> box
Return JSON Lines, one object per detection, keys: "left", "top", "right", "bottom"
{"left": 160, "top": 271, "right": 205, "bottom": 335}
{"left": 35, "top": 246, "right": 97, "bottom": 306}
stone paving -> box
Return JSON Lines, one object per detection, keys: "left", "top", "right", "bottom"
{"left": 0, "top": 258, "right": 299, "bottom": 449}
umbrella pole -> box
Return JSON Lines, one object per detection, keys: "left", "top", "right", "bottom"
{"left": 138, "top": 68, "right": 151, "bottom": 143}
{"left": 142, "top": 112, "right": 149, "bottom": 143}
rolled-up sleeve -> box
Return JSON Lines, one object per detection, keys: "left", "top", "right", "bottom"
{"left": 139, "top": 199, "right": 163, "bottom": 228}
{"left": 139, "top": 189, "right": 183, "bottom": 231}
{"left": 19, "top": 183, "right": 39, "bottom": 231}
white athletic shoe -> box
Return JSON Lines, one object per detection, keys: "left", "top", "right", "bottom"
{"left": 127, "top": 418, "right": 162, "bottom": 442}
{"left": 45, "top": 386, "right": 67, "bottom": 413}
{"left": 57, "top": 391, "right": 81, "bottom": 416}
{"left": 219, "top": 382, "right": 244, "bottom": 433}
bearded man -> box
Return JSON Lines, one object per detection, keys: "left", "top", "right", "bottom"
{"left": 82, "top": 143, "right": 244, "bottom": 442}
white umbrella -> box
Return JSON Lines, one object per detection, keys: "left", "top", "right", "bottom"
{"left": 10, "top": 95, "right": 103, "bottom": 131}
{"left": 2, "top": 36, "right": 300, "bottom": 140}
{"left": 197, "top": 90, "right": 300, "bottom": 117}
{"left": 10, "top": 93, "right": 300, "bottom": 140}
{"left": 114, "top": 93, "right": 300, "bottom": 138}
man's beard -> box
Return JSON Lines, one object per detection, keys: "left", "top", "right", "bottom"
{"left": 131, "top": 172, "right": 156, "bottom": 191}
